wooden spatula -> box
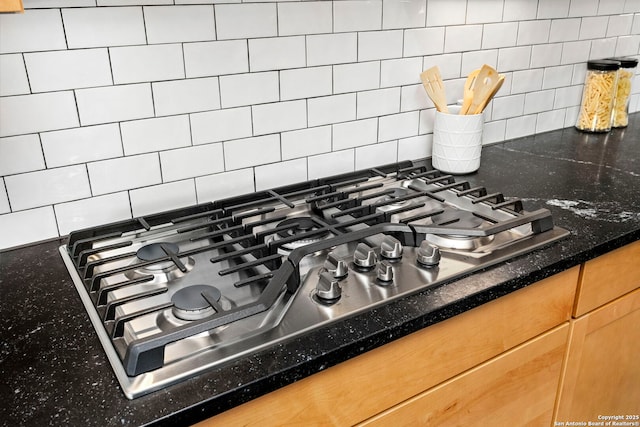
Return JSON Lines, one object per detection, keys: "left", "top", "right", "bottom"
{"left": 465, "top": 64, "right": 500, "bottom": 115}
{"left": 420, "top": 66, "right": 449, "bottom": 113}
{"left": 459, "top": 68, "right": 481, "bottom": 115}
{"left": 473, "top": 74, "right": 505, "bottom": 114}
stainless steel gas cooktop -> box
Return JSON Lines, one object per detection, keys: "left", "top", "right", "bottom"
{"left": 59, "top": 161, "right": 568, "bottom": 399}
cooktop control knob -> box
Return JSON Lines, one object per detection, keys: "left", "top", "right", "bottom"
{"left": 380, "top": 236, "right": 403, "bottom": 260}
{"left": 324, "top": 252, "right": 348, "bottom": 278}
{"left": 416, "top": 241, "right": 441, "bottom": 267}
{"left": 376, "top": 261, "right": 394, "bottom": 284}
{"left": 353, "top": 243, "right": 377, "bottom": 269}
{"left": 316, "top": 271, "right": 342, "bottom": 302}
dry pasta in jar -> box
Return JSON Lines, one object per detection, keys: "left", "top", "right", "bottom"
{"left": 575, "top": 60, "right": 619, "bottom": 133}
{"left": 607, "top": 57, "right": 638, "bottom": 128}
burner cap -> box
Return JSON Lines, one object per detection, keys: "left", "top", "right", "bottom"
{"left": 385, "top": 187, "right": 410, "bottom": 200}
{"left": 137, "top": 242, "right": 179, "bottom": 261}
{"left": 431, "top": 209, "right": 483, "bottom": 229}
{"left": 276, "top": 217, "right": 317, "bottom": 238}
{"left": 171, "top": 285, "right": 221, "bottom": 321}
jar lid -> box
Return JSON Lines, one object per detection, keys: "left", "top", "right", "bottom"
{"left": 587, "top": 59, "right": 620, "bottom": 71}
{"left": 605, "top": 57, "right": 638, "bottom": 68}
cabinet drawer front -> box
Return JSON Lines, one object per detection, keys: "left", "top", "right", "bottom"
{"left": 360, "top": 324, "right": 570, "bottom": 427}
{"left": 575, "top": 240, "right": 640, "bottom": 316}
{"left": 201, "top": 267, "right": 578, "bottom": 427}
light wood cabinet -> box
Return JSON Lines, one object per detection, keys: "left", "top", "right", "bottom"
{"left": 554, "top": 241, "right": 640, "bottom": 423}
{"left": 200, "top": 267, "right": 578, "bottom": 427}
{"left": 0, "top": 0, "right": 24, "bottom": 13}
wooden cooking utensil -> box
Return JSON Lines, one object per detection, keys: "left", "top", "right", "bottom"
{"left": 459, "top": 68, "right": 481, "bottom": 115}
{"left": 420, "top": 66, "right": 449, "bottom": 113}
{"left": 473, "top": 74, "right": 505, "bottom": 114}
{"left": 465, "top": 64, "right": 500, "bottom": 115}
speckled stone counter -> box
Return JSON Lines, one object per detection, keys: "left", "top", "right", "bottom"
{"left": 1, "top": 114, "right": 639, "bottom": 426}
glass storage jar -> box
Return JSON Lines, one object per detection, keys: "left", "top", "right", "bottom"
{"left": 608, "top": 57, "right": 638, "bottom": 128}
{"left": 575, "top": 60, "right": 619, "bottom": 133}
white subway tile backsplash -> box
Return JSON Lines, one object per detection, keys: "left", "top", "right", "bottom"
{"left": 357, "top": 87, "right": 400, "bottom": 119}
{"left": 153, "top": 77, "right": 220, "bottom": 117}
{"left": 549, "top": 18, "right": 581, "bottom": 42}
{"left": 76, "top": 84, "right": 154, "bottom": 126}
{"left": 383, "top": 0, "right": 426, "bottom": 29}
{"left": 403, "top": 27, "right": 445, "bottom": 57}
{"left": 191, "top": 107, "right": 252, "bottom": 145}
{"left": 0, "top": 54, "right": 29, "bottom": 96}
{"left": 110, "top": 44, "right": 184, "bottom": 85}
{"left": 505, "top": 114, "right": 537, "bottom": 139}
{"left": 511, "top": 69, "right": 544, "bottom": 94}
{"left": 0, "top": 179, "right": 9, "bottom": 214}
{"left": 278, "top": 1, "right": 332, "bottom": 36}
{"left": 88, "top": 153, "right": 161, "bottom": 195}
{"left": 215, "top": 3, "right": 277, "bottom": 40}
{"left": 281, "top": 66, "right": 332, "bottom": 101}
{"left": 62, "top": 7, "right": 146, "bottom": 49}
{"left": 334, "top": 0, "right": 382, "bottom": 32}
{"left": 568, "top": 0, "right": 599, "bottom": 17}
{"left": 252, "top": 100, "right": 307, "bottom": 135}
{"left": 121, "top": 115, "right": 191, "bottom": 155}
{"left": 25, "top": 49, "right": 112, "bottom": 93}
{"left": 1, "top": 0, "right": 636, "bottom": 248}
{"left": 517, "top": 20, "right": 551, "bottom": 45}
{"left": 195, "top": 168, "right": 254, "bottom": 203}
{"left": 219, "top": 72, "right": 279, "bottom": 108}
{"left": 144, "top": 5, "right": 215, "bottom": 44}
{"left": 538, "top": 0, "right": 570, "bottom": 19}
{"left": 598, "top": 0, "right": 626, "bottom": 16}
{"left": 358, "top": 30, "right": 403, "bottom": 61}
{"left": 466, "top": 0, "right": 504, "bottom": 24}
{"left": 482, "top": 23, "right": 519, "bottom": 49}
{"left": 530, "top": 43, "right": 563, "bottom": 68}
{"left": 378, "top": 111, "right": 419, "bottom": 142}
{"left": 308, "top": 93, "right": 356, "bottom": 127}
{"left": 54, "top": 192, "right": 131, "bottom": 235}
{"left": 561, "top": 40, "right": 591, "bottom": 65}
{"left": 607, "top": 14, "right": 634, "bottom": 37}
{"left": 427, "top": 0, "right": 466, "bottom": 26}
{"left": 249, "top": 36, "right": 306, "bottom": 72}
{"left": 398, "top": 134, "right": 431, "bottom": 161}
{"left": 224, "top": 134, "right": 280, "bottom": 170}
{"left": 0, "top": 92, "right": 79, "bottom": 138}
{"left": 332, "top": 118, "right": 378, "bottom": 150}
{"left": 524, "top": 89, "right": 555, "bottom": 114}
{"left": 0, "top": 135, "right": 45, "bottom": 176}
{"left": 184, "top": 40, "right": 249, "bottom": 78}
{"left": 0, "top": 9, "right": 66, "bottom": 54}
{"left": 355, "top": 140, "right": 398, "bottom": 169}
{"left": 160, "top": 143, "right": 224, "bottom": 182}
{"left": 282, "top": 126, "right": 332, "bottom": 160}
{"left": 542, "top": 65, "right": 574, "bottom": 89}
{"left": 579, "top": 16, "right": 609, "bottom": 40}
{"left": 130, "top": 180, "right": 196, "bottom": 217}
{"left": 307, "top": 33, "right": 358, "bottom": 66}
{"left": 333, "top": 61, "right": 380, "bottom": 94}
{"left": 255, "top": 158, "right": 307, "bottom": 191}
{"left": 308, "top": 149, "right": 354, "bottom": 179}
{"left": 41, "top": 124, "right": 123, "bottom": 168}
{"left": 0, "top": 207, "right": 58, "bottom": 250}
{"left": 380, "top": 57, "right": 422, "bottom": 88}
{"left": 497, "top": 46, "right": 532, "bottom": 72}
{"left": 444, "top": 26, "right": 483, "bottom": 53}
{"left": 492, "top": 94, "right": 525, "bottom": 120}
{"left": 5, "top": 165, "right": 90, "bottom": 211}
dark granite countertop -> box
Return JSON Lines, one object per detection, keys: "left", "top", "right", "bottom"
{"left": 1, "top": 114, "right": 639, "bottom": 426}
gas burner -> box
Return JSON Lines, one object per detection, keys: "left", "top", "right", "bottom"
{"left": 427, "top": 209, "right": 494, "bottom": 250}
{"left": 376, "top": 187, "right": 412, "bottom": 212}
{"left": 424, "top": 233, "right": 494, "bottom": 250}
{"left": 171, "top": 284, "right": 223, "bottom": 321}
{"left": 430, "top": 209, "right": 483, "bottom": 228}
{"left": 126, "top": 242, "right": 195, "bottom": 283}
{"left": 274, "top": 217, "right": 331, "bottom": 251}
